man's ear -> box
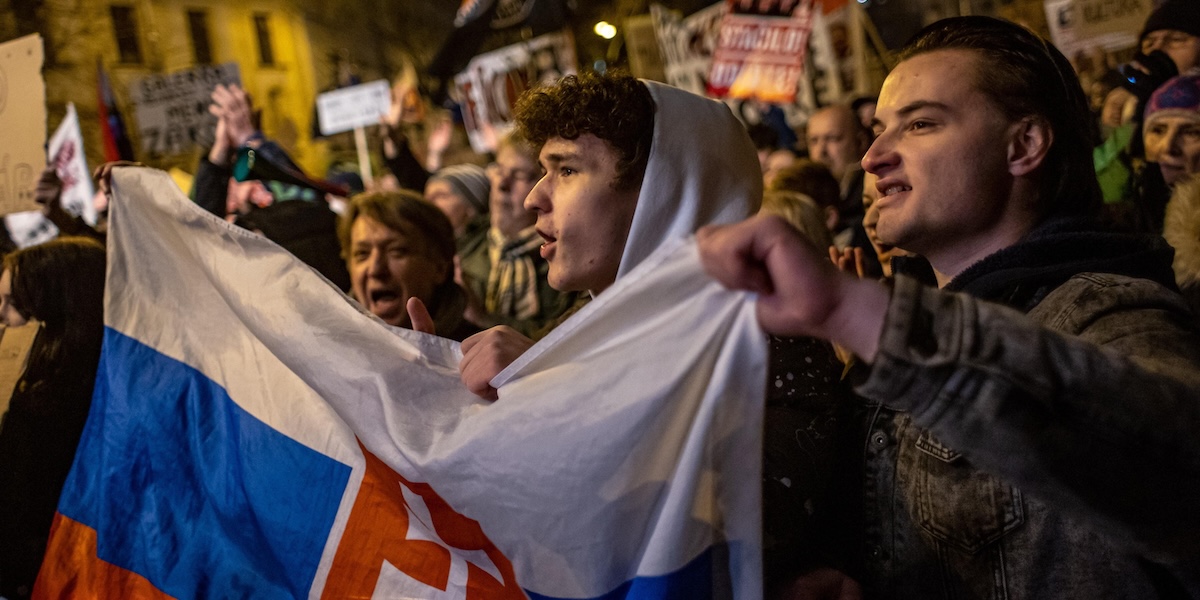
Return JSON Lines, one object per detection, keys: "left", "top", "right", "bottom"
{"left": 1007, "top": 117, "right": 1053, "bottom": 177}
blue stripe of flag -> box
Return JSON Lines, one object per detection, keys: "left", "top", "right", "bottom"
{"left": 58, "top": 328, "right": 352, "bottom": 599}
{"left": 525, "top": 545, "right": 728, "bottom": 600}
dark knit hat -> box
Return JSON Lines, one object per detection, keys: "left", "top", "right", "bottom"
{"left": 429, "top": 164, "right": 490, "bottom": 214}
{"left": 1141, "top": 0, "right": 1200, "bottom": 41}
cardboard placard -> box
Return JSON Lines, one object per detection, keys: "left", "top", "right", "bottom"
{"left": 0, "top": 34, "right": 46, "bottom": 217}
{"left": 130, "top": 62, "right": 241, "bottom": 157}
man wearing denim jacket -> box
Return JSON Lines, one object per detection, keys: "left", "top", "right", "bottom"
{"left": 700, "top": 16, "right": 1200, "bottom": 600}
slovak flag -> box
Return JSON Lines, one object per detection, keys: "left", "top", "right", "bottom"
{"left": 35, "top": 168, "right": 768, "bottom": 599}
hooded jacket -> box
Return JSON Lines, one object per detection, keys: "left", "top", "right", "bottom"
{"left": 615, "top": 81, "right": 762, "bottom": 280}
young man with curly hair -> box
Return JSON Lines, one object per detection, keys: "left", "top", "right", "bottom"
{"left": 443, "top": 71, "right": 762, "bottom": 399}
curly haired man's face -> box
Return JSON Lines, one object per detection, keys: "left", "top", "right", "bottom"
{"left": 525, "top": 134, "right": 640, "bottom": 295}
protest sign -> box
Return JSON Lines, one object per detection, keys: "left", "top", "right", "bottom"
{"left": 129, "top": 62, "right": 241, "bottom": 157}
{"left": 454, "top": 30, "right": 577, "bottom": 153}
{"left": 3, "top": 212, "right": 56, "bottom": 248}
{"left": 625, "top": 13, "right": 668, "bottom": 82}
{"left": 316, "top": 79, "right": 392, "bottom": 183}
{"left": 315, "top": 80, "right": 391, "bottom": 136}
{"left": 0, "top": 34, "right": 46, "bottom": 217}
{"left": 48, "top": 103, "right": 97, "bottom": 226}
{"left": 1045, "top": 0, "right": 1152, "bottom": 58}
{"left": 651, "top": 2, "right": 725, "bottom": 96}
{"left": 707, "top": 0, "right": 815, "bottom": 104}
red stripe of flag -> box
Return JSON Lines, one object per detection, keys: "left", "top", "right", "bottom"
{"left": 33, "top": 513, "right": 174, "bottom": 600}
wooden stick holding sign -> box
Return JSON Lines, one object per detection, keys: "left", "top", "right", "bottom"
{"left": 353, "top": 127, "right": 373, "bottom": 184}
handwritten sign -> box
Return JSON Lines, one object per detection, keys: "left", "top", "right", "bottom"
{"left": 316, "top": 80, "right": 391, "bottom": 136}
{"left": 0, "top": 34, "right": 46, "bottom": 217}
{"left": 130, "top": 63, "right": 241, "bottom": 157}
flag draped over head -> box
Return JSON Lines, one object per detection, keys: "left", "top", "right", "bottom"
{"left": 35, "top": 167, "right": 769, "bottom": 599}
{"left": 96, "top": 60, "right": 135, "bottom": 162}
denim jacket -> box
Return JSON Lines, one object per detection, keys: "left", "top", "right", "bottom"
{"left": 844, "top": 270, "right": 1200, "bottom": 599}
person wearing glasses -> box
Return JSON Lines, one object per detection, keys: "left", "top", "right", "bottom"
{"left": 1106, "top": 0, "right": 1200, "bottom": 231}
{"left": 457, "top": 133, "right": 577, "bottom": 337}
{"left": 1139, "top": 0, "right": 1200, "bottom": 77}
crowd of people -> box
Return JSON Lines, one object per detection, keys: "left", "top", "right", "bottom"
{"left": 2, "top": 2, "right": 1200, "bottom": 598}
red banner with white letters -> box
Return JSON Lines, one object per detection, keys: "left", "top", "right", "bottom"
{"left": 707, "top": 0, "right": 815, "bottom": 104}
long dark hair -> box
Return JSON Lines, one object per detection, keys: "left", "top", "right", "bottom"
{"left": 898, "top": 16, "right": 1103, "bottom": 220}
{"left": 4, "top": 237, "right": 107, "bottom": 389}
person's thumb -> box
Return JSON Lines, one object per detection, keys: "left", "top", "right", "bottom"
{"left": 407, "top": 297, "right": 436, "bottom": 335}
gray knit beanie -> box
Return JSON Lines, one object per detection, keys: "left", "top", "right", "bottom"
{"left": 429, "top": 164, "right": 490, "bottom": 214}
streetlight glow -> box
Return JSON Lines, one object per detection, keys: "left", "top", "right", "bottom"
{"left": 594, "top": 21, "right": 617, "bottom": 40}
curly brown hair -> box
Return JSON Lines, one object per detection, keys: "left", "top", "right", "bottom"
{"left": 513, "top": 71, "right": 655, "bottom": 191}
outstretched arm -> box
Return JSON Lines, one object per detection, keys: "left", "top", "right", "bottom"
{"left": 697, "top": 214, "right": 889, "bottom": 360}
{"left": 860, "top": 274, "right": 1200, "bottom": 560}
{"left": 699, "top": 215, "right": 1200, "bottom": 560}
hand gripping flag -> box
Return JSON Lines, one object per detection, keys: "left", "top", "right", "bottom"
{"left": 36, "top": 167, "right": 768, "bottom": 599}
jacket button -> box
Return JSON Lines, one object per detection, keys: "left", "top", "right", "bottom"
{"left": 871, "top": 431, "right": 889, "bottom": 448}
